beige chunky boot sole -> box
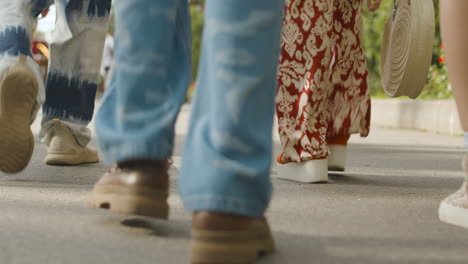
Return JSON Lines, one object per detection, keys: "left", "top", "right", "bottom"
{"left": 191, "top": 221, "right": 275, "bottom": 264}
{"left": 45, "top": 151, "right": 99, "bottom": 166}
{"left": 0, "top": 58, "right": 38, "bottom": 173}
{"left": 88, "top": 184, "right": 169, "bottom": 219}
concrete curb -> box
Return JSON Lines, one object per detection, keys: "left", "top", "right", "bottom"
{"left": 371, "top": 99, "right": 462, "bottom": 136}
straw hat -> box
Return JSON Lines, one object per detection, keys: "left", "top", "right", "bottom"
{"left": 380, "top": 0, "right": 435, "bottom": 99}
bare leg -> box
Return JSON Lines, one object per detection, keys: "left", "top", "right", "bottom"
{"left": 438, "top": 0, "right": 468, "bottom": 229}
{"left": 440, "top": 0, "right": 468, "bottom": 133}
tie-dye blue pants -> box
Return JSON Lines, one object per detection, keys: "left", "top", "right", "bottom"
{"left": 0, "top": 0, "right": 111, "bottom": 146}
{"left": 96, "top": 0, "right": 285, "bottom": 217}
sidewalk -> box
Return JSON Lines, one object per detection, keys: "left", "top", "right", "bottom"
{"left": 1, "top": 105, "right": 467, "bottom": 264}
{"left": 370, "top": 99, "right": 462, "bottom": 136}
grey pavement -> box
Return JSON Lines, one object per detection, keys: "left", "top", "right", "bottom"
{"left": 1, "top": 105, "right": 468, "bottom": 264}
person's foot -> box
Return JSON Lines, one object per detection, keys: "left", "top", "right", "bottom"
{"left": 439, "top": 154, "right": 468, "bottom": 229}
{"left": 44, "top": 119, "right": 99, "bottom": 165}
{"left": 275, "top": 153, "right": 328, "bottom": 183}
{"left": 328, "top": 145, "right": 347, "bottom": 172}
{"left": 326, "top": 135, "right": 350, "bottom": 172}
{"left": 0, "top": 56, "right": 38, "bottom": 173}
{"left": 191, "top": 212, "right": 275, "bottom": 264}
{"left": 88, "top": 159, "right": 170, "bottom": 219}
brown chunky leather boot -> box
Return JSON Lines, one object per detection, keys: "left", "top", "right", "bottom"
{"left": 88, "top": 159, "right": 170, "bottom": 219}
{"left": 191, "top": 212, "right": 275, "bottom": 264}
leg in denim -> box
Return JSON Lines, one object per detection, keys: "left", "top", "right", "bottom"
{"left": 180, "top": 0, "right": 285, "bottom": 217}
{"left": 96, "top": 0, "right": 191, "bottom": 161}
{"left": 96, "top": 0, "right": 284, "bottom": 217}
{"left": 40, "top": 0, "right": 111, "bottom": 146}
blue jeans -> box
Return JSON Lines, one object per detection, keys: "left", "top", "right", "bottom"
{"left": 0, "top": 0, "right": 111, "bottom": 146}
{"left": 96, "top": 0, "right": 285, "bottom": 217}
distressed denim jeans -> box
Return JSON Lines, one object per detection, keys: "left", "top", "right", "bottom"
{"left": 96, "top": 0, "right": 285, "bottom": 217}
{"left": 0, "top": 0, "right": 111, "bottom": 146}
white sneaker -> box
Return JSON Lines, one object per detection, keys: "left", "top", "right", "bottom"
{"left": 439, "top": 155, "right": 468, "bottom": 229}
{"left": 0, "top": 56, "right": 38, "bottom": 173}
{"left": 276, "top": 155, "right": 328, "bottom": 183}
{"left": 45, "top": 119, "right": 99, "bottom": 166}
{"left": 328, "top": 145, "right": 347, "bottom": 172}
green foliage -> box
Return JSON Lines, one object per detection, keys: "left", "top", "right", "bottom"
{"left": 420, "top": 64, "right": 452, "bottom": 99}
{"left": 190, "top": 4, "right": 204, "bottom": 82}
{"left": 362, "top": 0, "right": 452, "bottom": 99}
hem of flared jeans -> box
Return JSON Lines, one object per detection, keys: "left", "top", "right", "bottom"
{"left": 99, "top": 142, "right": 173, "bottom": 165}
{"left": 39, "top": 117, "right": 91, "bottom": 147}
{"left": 42, "top": 106, "right": 93, "bottom": 125}
{"left": 183, "top": 196, "right": 267, "bottom": 218}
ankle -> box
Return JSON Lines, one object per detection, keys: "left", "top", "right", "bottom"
{"left": 117, "top": 159, "right": 170, "bottom": 170}
{"left": 326, "top": 135, "right": 350, "bottom": 145}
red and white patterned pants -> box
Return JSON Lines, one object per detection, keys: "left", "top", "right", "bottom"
{"left": 276, "top": 0, "right": 371, "bottom": 163}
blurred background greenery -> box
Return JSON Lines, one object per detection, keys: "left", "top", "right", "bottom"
{"left": 191, "top": 0, "right": 452, "bottom": 99}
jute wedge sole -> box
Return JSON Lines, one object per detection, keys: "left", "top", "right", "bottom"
{"left": 0, "top": 58, "right": 38, "bottom": 173}
{"left": 88, "top": 184, "right": 169, "bottom": 219}
{"left": 191, "top": 221, "right": 275, "bottom": 264}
